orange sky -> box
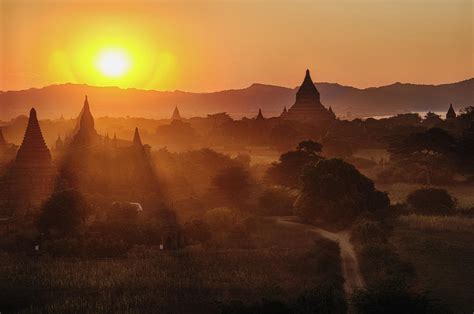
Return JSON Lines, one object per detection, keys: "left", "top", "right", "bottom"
{"left": 1, "top": 0, "right": 473, "bottom": 92}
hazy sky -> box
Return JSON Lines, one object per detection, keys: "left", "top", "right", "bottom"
{"left": 1, "top": 0, "right": 473, "bottom": 92}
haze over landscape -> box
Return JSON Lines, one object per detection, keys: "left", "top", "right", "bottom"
{"left": 1, "top": 1, "right": 473, "bottom": 313}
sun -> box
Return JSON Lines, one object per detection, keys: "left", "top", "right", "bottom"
{"left": 96, "top": 49, "right": 131, "bottom": 78}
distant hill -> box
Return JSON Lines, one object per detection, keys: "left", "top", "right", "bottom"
{"left": 1, "top": 78, "right": 473, "bottom": 120}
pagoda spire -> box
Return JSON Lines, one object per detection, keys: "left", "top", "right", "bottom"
{"left": 256, "top": 108, "right": 265, "bottom": 121}
{"left": 296, "top": 69, "right": 320, "bottom": 102}
{"left": 72, "top": 95, "right": 98, "bottom": 145}
{"left": 15, "top": 108, "right": 51, "bottom": 167}
{"left": 0, "top": 127, "right": 6, "bottom": 148}
{"left": 172, "top": 106, "right": 182, "bottom": 121}
{"left": 133, "top": 127, "right": 143, "bottom": 146}
{"left": 446, "top": 103, "right": 456, "bottom": 119}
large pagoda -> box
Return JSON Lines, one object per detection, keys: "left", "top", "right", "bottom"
{"left": 72, "top": 95, "right": 100, "bottom": 145}
{"left": 10, "top": 108, "right": 54, "bottom": 215}
{"left": 285, "top": 69, "right": 334, "bottom": 123}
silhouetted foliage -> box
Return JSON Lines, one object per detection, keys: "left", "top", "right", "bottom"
{"left": 211, "top": 166, "right": 251, "bottom": 208}
{"left": 38, "top": 189, "right": 90, "bottom": 236}
{"left": 406, "top": 188, "right": 456, "bottom": 215}
{"left": 351, "top": 279, "right": 444, "bottom": 314}
{"left": 350, "top": 219, "right": 389, "bottom": 245}
{"left": 258, "top": 187, "right": 295, "bottom": 216}
{"left": 387, "top": 128, "right": 456, "bottom": 185}
{"left": 266, "top": 140, "right": 323, "bottom": 188}
{"left": 294, "top": 158, "right": 389, "bottom": 227}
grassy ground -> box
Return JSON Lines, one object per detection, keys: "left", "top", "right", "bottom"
{"left": 0, "top": 219, "right": 343, "bottom": 313}
{"left": 391, "top": 216, "right": 474, "bottom": 313}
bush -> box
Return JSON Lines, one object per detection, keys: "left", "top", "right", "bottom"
{"left": 294, "top": 159, "right": 389, "bottom": 228}
{"left": 204, "top": 207, "right": 236, "bottom": 231}
{"left": 406, "top": 188, "right": 456, "bottom": 215}
{"left": 351, "top": 279, "right": 444, "bottom": 314}
{"left": 358, "top": 243, "right": 415, "bottom": 285}
{"left": 38, "top": 189, "right": 90, "bottom": 236}
{"left": 258, "top": 187, "right": 295, "bottom": 216}
{"left": 351, "top": 219, "right": 389, "bottom": 245}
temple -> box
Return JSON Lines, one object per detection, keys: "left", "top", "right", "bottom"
{"left": 446, "top": 104, "right": 456, "bottom": 119}
{"left": 256, "top": 108, "right": 265, "bottom": 121}
{"left": 284, "top": 69, "right": 334, "bottom": 123}
{"left": 72, "top": 95, "right": 100, "bottom": 145}
{"left": 172, "top": 106, "right": 182, "bottom": 121}
{"left": 133, "top": 127, "right": 143, "bottom": 147}
{"left": 10, "top": 108, "right": 54, "bottom": 215}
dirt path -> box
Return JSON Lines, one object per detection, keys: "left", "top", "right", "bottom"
{"left": 273, "top": 216, "right": 364, "bottom": 296}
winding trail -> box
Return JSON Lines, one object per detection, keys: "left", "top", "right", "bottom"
{"left": 273, "top": 216, "right": 365, "bottom": 296}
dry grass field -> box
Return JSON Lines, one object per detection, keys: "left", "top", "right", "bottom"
{"left": 391, "top": 217, "right": 474, "bottom": 313}
{"left": 0, "top": 219, "right": 343, "bottom": 313}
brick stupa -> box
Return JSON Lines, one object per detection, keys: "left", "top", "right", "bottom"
{"left": 11, "top": 108, "right": 54, "bottom": 215}
{"left": 285, "top": 69, "right": 333, "bottom": 123}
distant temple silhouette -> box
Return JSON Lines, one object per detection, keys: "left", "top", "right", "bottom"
{"left": 72, "top": 95, "right": 100, "bottom": 145}
{"left": 284, "top": 69, "right": 334, "bottom": 123}
{"left": 256, "top": 108, "right": 265, "bottom": 121}
{"left": 446, "top": 104, "right": 456, "bottom": 119}
{"left": 9, "top": 108, "right": 54, "bottom": 215}
{"left": 172, "top": 106, "right": 182, "bottom": 121}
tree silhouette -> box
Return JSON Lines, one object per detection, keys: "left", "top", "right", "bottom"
{"left": 266, "top": 140, "right": 324, "bottom": 188}
{"left": 294, "top": 158, "right": 389, "bottom": 226}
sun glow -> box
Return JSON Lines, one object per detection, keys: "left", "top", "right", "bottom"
{"left": 96, "top": 49, "right": 131, "bottom": 78}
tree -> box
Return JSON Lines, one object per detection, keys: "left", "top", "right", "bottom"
{"left": 38, "top": 189, "right": 90, "bottom": 236}
{"left": 258, "top": 187, "right": 295, "bottom": 216}
{"left": 211, "top": 166, "right": 251, "bottom": 208}
{"left": 266, "top": 140, "right": 324, "bottom": 188}
{"left": 389, "top": 128, "right": 456, "bottom": 185}
{"left": 406, "top": 188, "right": 456, "bottom": 215}
{"left": 294, "top": 159, "right": 389, "bottom": 227}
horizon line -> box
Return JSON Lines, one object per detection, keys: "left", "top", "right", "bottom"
{"left": 1, "top": 76, "right": 473, "bottom": 94}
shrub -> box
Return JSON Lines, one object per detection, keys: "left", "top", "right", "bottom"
{"left": 351, "top": 219, "right": 388, "bottom": 245}
{"left": 258, "top": 187, "right": 295, "bottom": 216}
{"left": 294, "top": 159, "right": 389, "bottom": 228}
{"left": 406, "top": 188, "right": 456, "bottom": 215}
{"left": 204, "top": 207, "right": 236, "bottom": 231}
{"left": 38, "top": 189, "right": 90, "bottom": 236}
{"left": 351, "top": 279, "right": 444, "bottom": 314}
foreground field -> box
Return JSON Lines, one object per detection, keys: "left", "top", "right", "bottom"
{"left": 0, "top": 219, "right": 344, "bottom": 313}
{"left": 391, "top": 216, "right": 474, "bottom": 313}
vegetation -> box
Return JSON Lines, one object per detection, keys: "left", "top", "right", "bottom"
{"left": 406, "top": 188, "right": 456, "bottom": 215}
{"left": 391, "top": 221, "right": 474, "bottom": 313}
{"left": 0, "top": 219, "right": 345, "bottom": 313}
{"left": 266, "top": 140, "right": 323, "bottom": 188}
{"left": 294, "top": 158, "right": 389, "bottom": 227}
{"left": 38, "top": 189, "right": 90, "bottom": 236}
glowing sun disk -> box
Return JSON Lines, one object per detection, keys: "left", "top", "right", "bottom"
{"left": 96, "top": 49, "right": 130, "bottom": 78}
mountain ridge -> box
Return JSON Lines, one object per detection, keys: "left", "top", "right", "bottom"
{"left": 1, "top": 78, "right": 473, "bottom": 120}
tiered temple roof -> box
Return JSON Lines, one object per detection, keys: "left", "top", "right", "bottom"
{"left": 15, "top": 108, "right": 51, "bottom": 168}
{"left": 72, "top": 96, "right": 99, "bottom": 145}
{"left": 285, "top": 69, "right": 333, "bottom": 123}
{"left": 9, "top": 108, "right": 54, "bottom": 215}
